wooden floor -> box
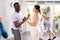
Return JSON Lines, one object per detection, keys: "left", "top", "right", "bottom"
{"left": 1, "top": 30, "right": 60, "bottom": 40}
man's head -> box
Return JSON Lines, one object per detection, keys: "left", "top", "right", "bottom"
{"left": 0, "top": 17, "right": 2, "bottom": 22}
{"left": 46, "top": 6, "right": 51, "bottom": 13}
{"left": 13, "top": 2, "right": 20, "bottom": 12}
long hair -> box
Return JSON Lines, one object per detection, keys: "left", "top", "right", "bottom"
{"left": 34, "top": 5, "right": 41, "bottom": 12}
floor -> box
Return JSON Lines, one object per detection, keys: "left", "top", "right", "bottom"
{"left": 22, "top": 30, "right": 60, "bottom": 40}
{"left": 1, "top": 30, "right": 60, "bottom": 40}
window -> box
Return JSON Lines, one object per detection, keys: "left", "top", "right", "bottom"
{"left": 54, "top": 5, "right": 60, "bottom": 18}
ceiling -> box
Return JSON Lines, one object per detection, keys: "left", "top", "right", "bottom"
{"left": 24, "top": 0, "right": 60, "bottom": 1}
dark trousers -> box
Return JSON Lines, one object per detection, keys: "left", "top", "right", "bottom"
{"left": 12, "top": 29, "right": 21, "bottom": 40}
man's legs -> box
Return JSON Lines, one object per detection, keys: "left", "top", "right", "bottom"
{"left": 47, "top": 24, "right": 56, "bottom": 40}
{"left": 12, "top": 29, "right": 21, "bottom": 40}
{"left": 50, "top": 30, "right": 56, "bottom": 40}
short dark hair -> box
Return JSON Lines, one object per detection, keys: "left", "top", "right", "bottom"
{"left": 13, "top": 2, "right": 19, "bottom": 7}
{"left": 34, "top": 5, "right": 40, "bottom": 12}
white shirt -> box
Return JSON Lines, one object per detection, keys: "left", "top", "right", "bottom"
{"left": 12, "top": 11, "right": 23, "bottom": 30}
{"left": 46, "top": 12, "right": 53, "bottom": 24}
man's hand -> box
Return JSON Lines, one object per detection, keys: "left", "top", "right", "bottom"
{"left": 23, "top": 17, "right": 27, "bottom": 22}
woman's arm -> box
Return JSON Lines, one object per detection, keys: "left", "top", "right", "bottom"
{"left": 26, "top": 14, "right": 38, "bottom": 26}
{"left": 40, "top": 16, "right": 44, "bottom": 22}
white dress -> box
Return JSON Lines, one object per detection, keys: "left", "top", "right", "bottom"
{"left": 29, "top": 13, "right": 41, "bottom": 40}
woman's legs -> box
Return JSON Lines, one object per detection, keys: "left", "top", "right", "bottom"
{"left": 39, "top": 26, "right": 44, "bottom": 40}
{"left": 48, "top": 30, "right": 52, "bottom": 39}
{"left": 31, "top": 28, "right": 39, "bottom": 40}
{"left": 51, "top": 30, "right": 56, "bottom": 39}
{"left": 48, "top": 30, "right": 56, "bottom": 40}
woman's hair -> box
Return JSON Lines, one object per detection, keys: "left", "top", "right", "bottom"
{"left": 34, "top": 5, "right": 40, "bottom": 12}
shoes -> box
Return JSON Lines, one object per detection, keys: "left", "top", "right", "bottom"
{"left": 48, "top": 36, "right": 56, "bottom": 40}
{"left": 39, "top": 38, "right": 43, "bottom": 40}
{"left": 52, "top": 36, "right": 56, "bottom": 40}
{"left": 48, "top": 38, "right": 52, "bottom": 40}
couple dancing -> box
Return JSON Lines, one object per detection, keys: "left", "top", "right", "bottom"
{"left": 26, "top": 5, "right": 56, "bottom": 40}
{"left": 12, "top": 2, "right": 56, "bottom": 40}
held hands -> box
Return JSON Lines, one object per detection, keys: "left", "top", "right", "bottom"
{"left": 23, "top": 17, "right": 27, "bottom": 22}
{"left": 23, "top": 14, "right": 30, "bottom": 22}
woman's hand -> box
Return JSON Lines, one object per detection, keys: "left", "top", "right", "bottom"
{"left": 25, "top": 19, "right": 28, "bottom": 23}
{"left": 27, "top": 14, "right": 30, "bottom": 19}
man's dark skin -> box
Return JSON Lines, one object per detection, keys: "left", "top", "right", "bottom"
{"left": 13, "top": 3, "right": 29, "bottom": 28}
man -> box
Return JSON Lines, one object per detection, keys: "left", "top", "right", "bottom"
{"left": 43, "top": 6, "right": 56, "bottom": 40}
{"left": 0, "top": 17, "right": 2, "bottom": 22}
{"left": 0, "top": 17, "right": 2, "bottom": 39}
{"left": 0, "top": 17, "right": 8, "bottom": 40}
{"left": 12, "top": 2, "right": 29, "bottom": 40}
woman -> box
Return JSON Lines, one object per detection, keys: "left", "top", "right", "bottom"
{"left": 26, "top": 5, "right": 43, "bottom": 40}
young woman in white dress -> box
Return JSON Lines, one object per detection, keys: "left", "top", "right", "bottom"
{"left": 26, "top": 5, "right": 43, "bottom": 40}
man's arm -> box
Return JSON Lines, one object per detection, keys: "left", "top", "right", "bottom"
{"left": 13, "top": 14, "right": 30, "bottom": 28}
{"left": 13, "top": 21, "right": 24, "bottom": 28}
{"left": 0, "top": 22, "right": 8, "bottom": 38}
{"left": 13, "top": 17, "right": 27, "bottom": 28}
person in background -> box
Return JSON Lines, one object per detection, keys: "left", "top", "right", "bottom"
{"left": 42, "top": 6, "right": 56, "bottom": 40}
{"left": 12, "top": 2, "right": 29, "bottom": 40}
{"left": 0, "top": 16, "right": 8, "bottom": 40}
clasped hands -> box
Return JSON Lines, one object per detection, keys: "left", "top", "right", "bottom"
{"left": 23, "top": 14, "right": 30, "bottom": 22}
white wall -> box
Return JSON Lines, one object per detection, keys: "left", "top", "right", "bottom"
{"left": 25, "top": 0, "right": 60, "bottom": 1}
